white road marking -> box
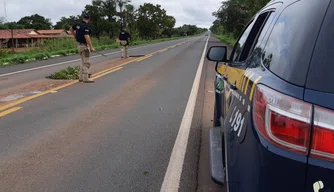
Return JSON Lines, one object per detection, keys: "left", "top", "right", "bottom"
{"left": 0, "top": 38, "right": 197, "bottom": 78}
{"left": 248, "top": 105, "right": 251, "bottom": 112}
{"left": 160, "top": 36, "right": 209, "bottom": 192}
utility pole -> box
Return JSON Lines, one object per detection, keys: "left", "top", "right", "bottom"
{"left": 4, "top": 0, "right": 7, "bottom": 19}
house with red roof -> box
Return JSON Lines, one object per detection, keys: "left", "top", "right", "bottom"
{"left": 0, "top": 29, "right": 73, "bottom": 50}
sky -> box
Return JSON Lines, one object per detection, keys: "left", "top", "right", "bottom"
{"left": 1, "top": 0, "right": 221, "bottom": 29}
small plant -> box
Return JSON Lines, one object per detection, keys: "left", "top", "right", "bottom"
{"left": 49, "top": 66, "right": 80, "bottom": 80}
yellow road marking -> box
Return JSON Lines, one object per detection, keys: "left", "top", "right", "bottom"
{"left": 241, "top": 71, "right": 250, "bottom": 91}
{"left": 92, "top": 58, "right": 141, "bottom": 77}
{"left": 0, "top": 107, "right": 22, "bottom": 118}
{"left": 137, "top": 55, "right": 152, "bottom": 62}
{"left": 91, "top": 67, "right": 122, "bottom": 80}
{"left": 0, "top": 81, "right": 77, "bottom": 112}
{"left": 92, "top": 66, "right": 123, "bottom": 77}
{"left": 244, "top": 73, "right": 255, "bottom": 94}
{"left": 158, "top": 48, "right": 168, "bottom": 53}
{"left": 0, "top": 41, "right": 187, "bottom": 115}
{"left": 249, "top": 76, "right": 262, "bottom": 100}
{"left": 92, "top": 66, "right": 122, "bottom": 77}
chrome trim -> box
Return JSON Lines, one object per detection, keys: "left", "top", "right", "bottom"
{"left": 267, "top": 105, "right": 310, "bottom": 123}
{"left": 311, "top": 149, "right": 334, "bottom": 160}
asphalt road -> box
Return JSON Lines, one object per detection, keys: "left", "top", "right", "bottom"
{"left": 0, "top": 37, "right": 194, "bottom": 90}
{"left": 0, "top": 35, "right": 224, "bottom": 192}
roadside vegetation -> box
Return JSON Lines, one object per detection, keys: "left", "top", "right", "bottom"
{"left": 0, "top": 0, "right": 207, "bottom": 66}
{"left": 213, "top": 34, "right": 236, "bottom": 47}
{"left": 0, "top": 36, "right": 192, "bottom": 66}
{"left": 210, "top": 0, "right": 270, "bottom": 45}
{"left": 49, "top": 66, "right": 80, "bottom": 80}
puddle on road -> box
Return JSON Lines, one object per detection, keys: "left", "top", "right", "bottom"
{"left": 0, "top": 91, "right": 42, "bottom": 102}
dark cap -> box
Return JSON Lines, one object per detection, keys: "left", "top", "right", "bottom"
{"left": 82, "top": 12, "right": 90, "bottom": 19}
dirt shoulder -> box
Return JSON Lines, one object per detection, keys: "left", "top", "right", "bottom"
{"left": 197, "top": 56, "right": 224, "bottom": 192}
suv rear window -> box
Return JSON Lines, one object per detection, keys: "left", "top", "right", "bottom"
{"left": 306, "top": 1, "right": 334, "bottom": 93}
{"left": 262, "top": 0, "right": 330, "bottom": 86}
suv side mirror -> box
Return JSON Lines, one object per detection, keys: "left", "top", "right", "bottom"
{"left": 206, "top": 46, "right": 227, "bottom": 62}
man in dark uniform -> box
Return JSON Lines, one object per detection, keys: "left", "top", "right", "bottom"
{"left": 118, "top": 25, "right": 131, "bottom": 58}
{"left": 70, "top": 13, "right": 95, "bottom": 83}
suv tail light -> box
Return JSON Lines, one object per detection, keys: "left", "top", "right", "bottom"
{"left": 253, "top": 85, "right": 312, "bottom": 155}
{"left": 311, "top": 106, "right": 334, "bottom": 161}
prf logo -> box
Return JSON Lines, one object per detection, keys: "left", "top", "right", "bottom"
{"left": 313, "top": 181, "right": 324, "bottom": 192}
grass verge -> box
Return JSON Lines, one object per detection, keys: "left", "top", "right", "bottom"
{"left": 213, "top": 34, "right": 236, "bottom": 47}
{"left": 0, "top": 36, "right": 191, "bottom": 67}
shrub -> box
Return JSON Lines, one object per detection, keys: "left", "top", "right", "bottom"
{"left": 49, "top": 66, "right": 80, "bottom": 80}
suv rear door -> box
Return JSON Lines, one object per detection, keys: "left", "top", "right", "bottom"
{"left": 304, "top": 1, "right": 334, "bottom": 191}
{"left": 222, "top": 3, "right": 283, "bottom": 191}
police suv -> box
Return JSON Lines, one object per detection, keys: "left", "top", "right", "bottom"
{"left": 207, "top": 0, "right": 334, "bottom": 191}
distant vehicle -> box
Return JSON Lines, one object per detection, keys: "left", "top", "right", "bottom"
{"left": 207, "top": 0, "right": 334, "bottom": 191}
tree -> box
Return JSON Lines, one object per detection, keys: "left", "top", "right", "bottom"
{"left": 210, "top": 20, "right": 224, "bottom": 35}
{"left": 124, "top": 4, "right": 137, "bottom": 37}
{"left": 0, "top": 22, "right": 24, "bottom": 29}
{"left": 136, "top": 3, "right": 168, "bottom": 39}
{"left": 84, "top": 0, "right": 120, "bottom": 39}
{"left": 17, "top": 14, "right": 52, "bottom": 30}
{"left": 54, "top": 15, "right": 80, "bottom": 30}
{"left": 162, "top": 16, "right": 176, "bottom": 38}
{"left": 211, "top": 0, "right": 270, "bottom": 37}
{"left": 116, "top": 0, "right": 131, "bottom": 28}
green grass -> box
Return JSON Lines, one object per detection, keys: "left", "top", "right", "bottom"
{"left": 0, "top": 35, "right": 194, "bottom": 67}
{"left": 49, "top": 66, "right": 80, "bottom": 80}
{"left": 214, "top": 34, "right": 236, "bottom": 47}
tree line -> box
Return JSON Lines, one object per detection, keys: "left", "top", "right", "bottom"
{"left": 0, "top": 0, "right": 207, "bottom": 40}
{"left": 210, "top": 0, "right": 270, "bottom": 39}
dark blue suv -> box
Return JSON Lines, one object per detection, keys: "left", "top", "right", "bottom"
{"left": 207, "top": 0, "right": 334, "bottom": 191}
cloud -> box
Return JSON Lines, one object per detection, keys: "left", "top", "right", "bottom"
{"left": 1, "top": 0, "right": 220, "bottom": 28}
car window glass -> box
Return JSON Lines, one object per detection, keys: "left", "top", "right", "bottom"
{"left": 231, "top": 20, "right": 255, "bottom": 62}
{"left": 239, "top": 12, "right": 271, "bottom": 62}
{"left": 261, "top": 1, "right": 328, "bottom": 86}
{"left": 250, "top": 11, "right": 276, "bottom": 55}
{"left": 231, "top": 11, "right": 274, "bottom": 64}
{"left": 248, "top": 11, "right": 276, "bottom": 68}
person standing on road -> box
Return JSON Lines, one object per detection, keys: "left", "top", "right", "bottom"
{"left": 118, "top": 25, "right": 131, "bottom": 58}
{"left": 70, "top": 13, "right": 95, "bottom": 83}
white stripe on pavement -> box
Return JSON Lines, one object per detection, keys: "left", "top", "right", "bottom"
{"left": 0, "top": 38, "right": 195, "bottom": 78}
{"left": 160, "top": 36, "right": 209, "bottom": 192}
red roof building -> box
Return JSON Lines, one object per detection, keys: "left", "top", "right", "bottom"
{"left": 0, "top": 29, "right": 73, "bottom": 49}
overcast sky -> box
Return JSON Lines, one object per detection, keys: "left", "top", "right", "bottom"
{"left": 1, "top": 0, "right": 221, "bottom": 28}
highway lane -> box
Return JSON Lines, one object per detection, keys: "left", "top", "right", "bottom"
{"left": 0, "top": 35, "right": 211, "bottom": 192}
{"left": 0, "top": 37, "right": 195, "bottom": 76}
{"left": 0, "top": 37, "right": 197, "bottom": 90}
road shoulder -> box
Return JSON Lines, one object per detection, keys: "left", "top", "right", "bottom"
{"left": 197, "top": 53, "right": 224, "bottom": 192}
